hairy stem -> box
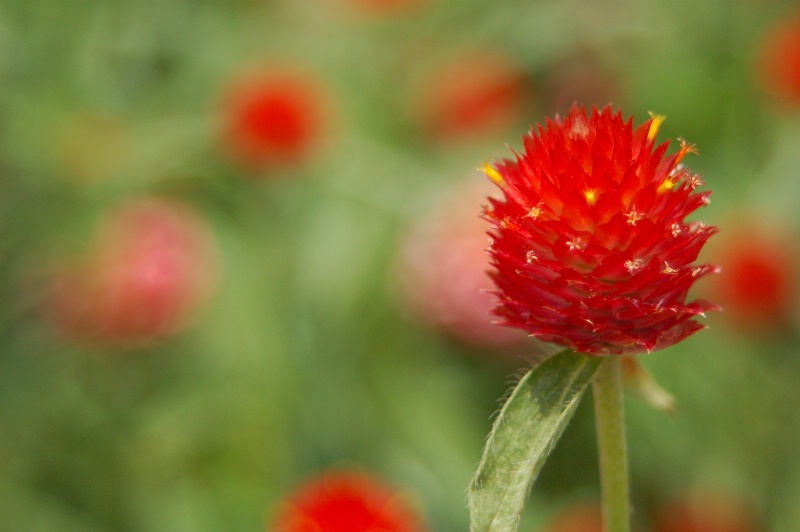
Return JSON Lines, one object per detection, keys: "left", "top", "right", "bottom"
{"left": 593, "top": 356, "right": 631, "bottom": 532}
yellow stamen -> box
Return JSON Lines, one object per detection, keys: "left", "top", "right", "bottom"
{"left": 657, "top": 177, "right": 676, "bottom": 195}
{"left": 584, "top": 189, "right": 598, "bottom": 206}
{"left": 481, "top": 162, "right": 505, "bottom": 187}
{"left": 527, "top": 205, "right": 542, "bottom": 219}
{"left": 647, "top": 112, "right": 666, "bottom": 141}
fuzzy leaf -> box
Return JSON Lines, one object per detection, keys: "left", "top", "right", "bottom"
{"left": 468, "top": 350, "right": 601, "bottom": 532}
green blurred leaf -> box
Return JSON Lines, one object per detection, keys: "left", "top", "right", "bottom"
{"left": 468, "top": 350, "right": 600, "bottom": 532}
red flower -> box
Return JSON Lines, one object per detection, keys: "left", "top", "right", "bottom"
{"left": 710, "top": 223, "right": 796, "bottom": 332}
{"left": 654, "top": 491, "right": 759, "bottom": 532}
{"left": 483, "top": 105, "right": 718, "bottom": 355}
{"left": 49, "top": 198, "right": 219, "bottom": 346}
{"left": 542, "top": 501, "right": 603, "bottom": 532}
{"left": 418, "top": 51, "right": 527, "bottom": 141}
{"left": 221, "top": 69, "right": 327, "bottom": 169}
{"left": 757, "top": 12, "right": 800, "bottom": 104}
{"left": 271, "top": 471, "right": 427, "bottom": 532}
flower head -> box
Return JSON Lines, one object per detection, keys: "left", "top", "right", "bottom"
{"left": 483, "top": 105, "right": 718, "bottom": 355}
{"left": 757, "top": 12, "right": 800, "bottom": 104}
{"left": 220, "top": 69, "right": 328, "bottom": 169}
{"left": 271, "top": 470, "right": 427, "bottom": 532}
{"left": 710, "top": 222, "right": 796, "bottom": 333}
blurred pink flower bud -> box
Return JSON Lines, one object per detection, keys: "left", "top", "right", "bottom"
{"left": 49, "top": 198, "right": 219, "bottom": 346}
{"left": 393, "top": 179, "right": 528, "bottom": 350}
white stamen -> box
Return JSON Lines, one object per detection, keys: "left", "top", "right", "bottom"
{"left": 527, "top": 201, "right": 544, "bottom": 220}
{"left": 626, "top": 210, "right": 645, "bottom": 226}
{"left": 690, "top": 222, "right": 707, "bottom": 234}
{"left": 567, "top": 238, "right": 585, "bottom": 252}
{"left": 688, "top": 175, "right": 705, "bottom": 190}
{"left": 625, "top": 258, "right": 644, "bottom": 274}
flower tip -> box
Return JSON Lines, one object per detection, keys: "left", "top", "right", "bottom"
{"left": 647, "top": 111, "right": 666, "bottom": 141}
{"left": 481, "top": 162, "right": 505, "bottom": 187}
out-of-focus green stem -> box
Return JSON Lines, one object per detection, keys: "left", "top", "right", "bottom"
{"left": 593, "top": 356, "right": 630, "bottom": 532}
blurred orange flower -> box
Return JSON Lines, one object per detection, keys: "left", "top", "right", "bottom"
{"left": 542, "top": 501, "right": 603, "bottom": 532}
{"left": 654, "top": 491, "right": 759, "bottom": 532}
{"left": 757, "top": 12, "right": 800, "bottom": 103}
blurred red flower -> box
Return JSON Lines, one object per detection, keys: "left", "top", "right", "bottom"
{"left": 418, "top": 51, "right": 528, "bottom": 141}
{"left": 757, "top": 12, "right": 800, "bottom": 103}
{"left": 49, "top": 198, "right": 219, "bottom": 346}
{"left": 710, "top": 224, "right": 796, "bottom": 332}
{"left": 484, "top": 105, "right": 718, "bottom": 354}
{"left": 654, "top": 491, "right": 759, "bottom": 532}
{"left": 221, "top": 69, "right": 328, "bottom": 169}
{"left": 271, "top": 471, "right": 428, "bottom": 532}
{"left": 393, "top": 180, "right": 527, "bottom": 349}
{"left": 542, "top": 501, "right": 603, "bottom": 532}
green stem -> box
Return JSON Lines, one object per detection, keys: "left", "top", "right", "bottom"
{"left": 593, "top": 356, "right": 631, "bottom": 532}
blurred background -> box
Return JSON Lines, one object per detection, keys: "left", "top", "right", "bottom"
{"left": 1, "top": 0, "right": 799, "bottom": 530}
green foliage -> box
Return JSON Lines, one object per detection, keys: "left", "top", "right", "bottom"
{"left": 469, "top": 351, "right": 600, "bottom": 532}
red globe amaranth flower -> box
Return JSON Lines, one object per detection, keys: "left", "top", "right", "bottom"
{"left": 393, "top": 180, "right": 527, "bottom": 349}
{"left": 221, "top": 69, "right": 328, "bottom": 169}
{"left": 757, "top": 12, "right": 800, "bottom": 103}
{"left": 49, "top": 198, "right": 219, "bottom": 346}
{"left": 271, "top": 471, "right": 428, "bottom": 532}
{"left": 654, "top": 491, "right": 759, "bottom": 532}
{"left": 710, "top": 224, "right": 796, "bottom": 332}
{"left": 483, "top": 105, "right": 718, "bottom": 355}
{"left": 418, "top": 51, "right": 527, "bottom": 141}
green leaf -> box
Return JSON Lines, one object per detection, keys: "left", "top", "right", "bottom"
{"left": 468, "top": 350, "right": 601, "bottom": 532}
